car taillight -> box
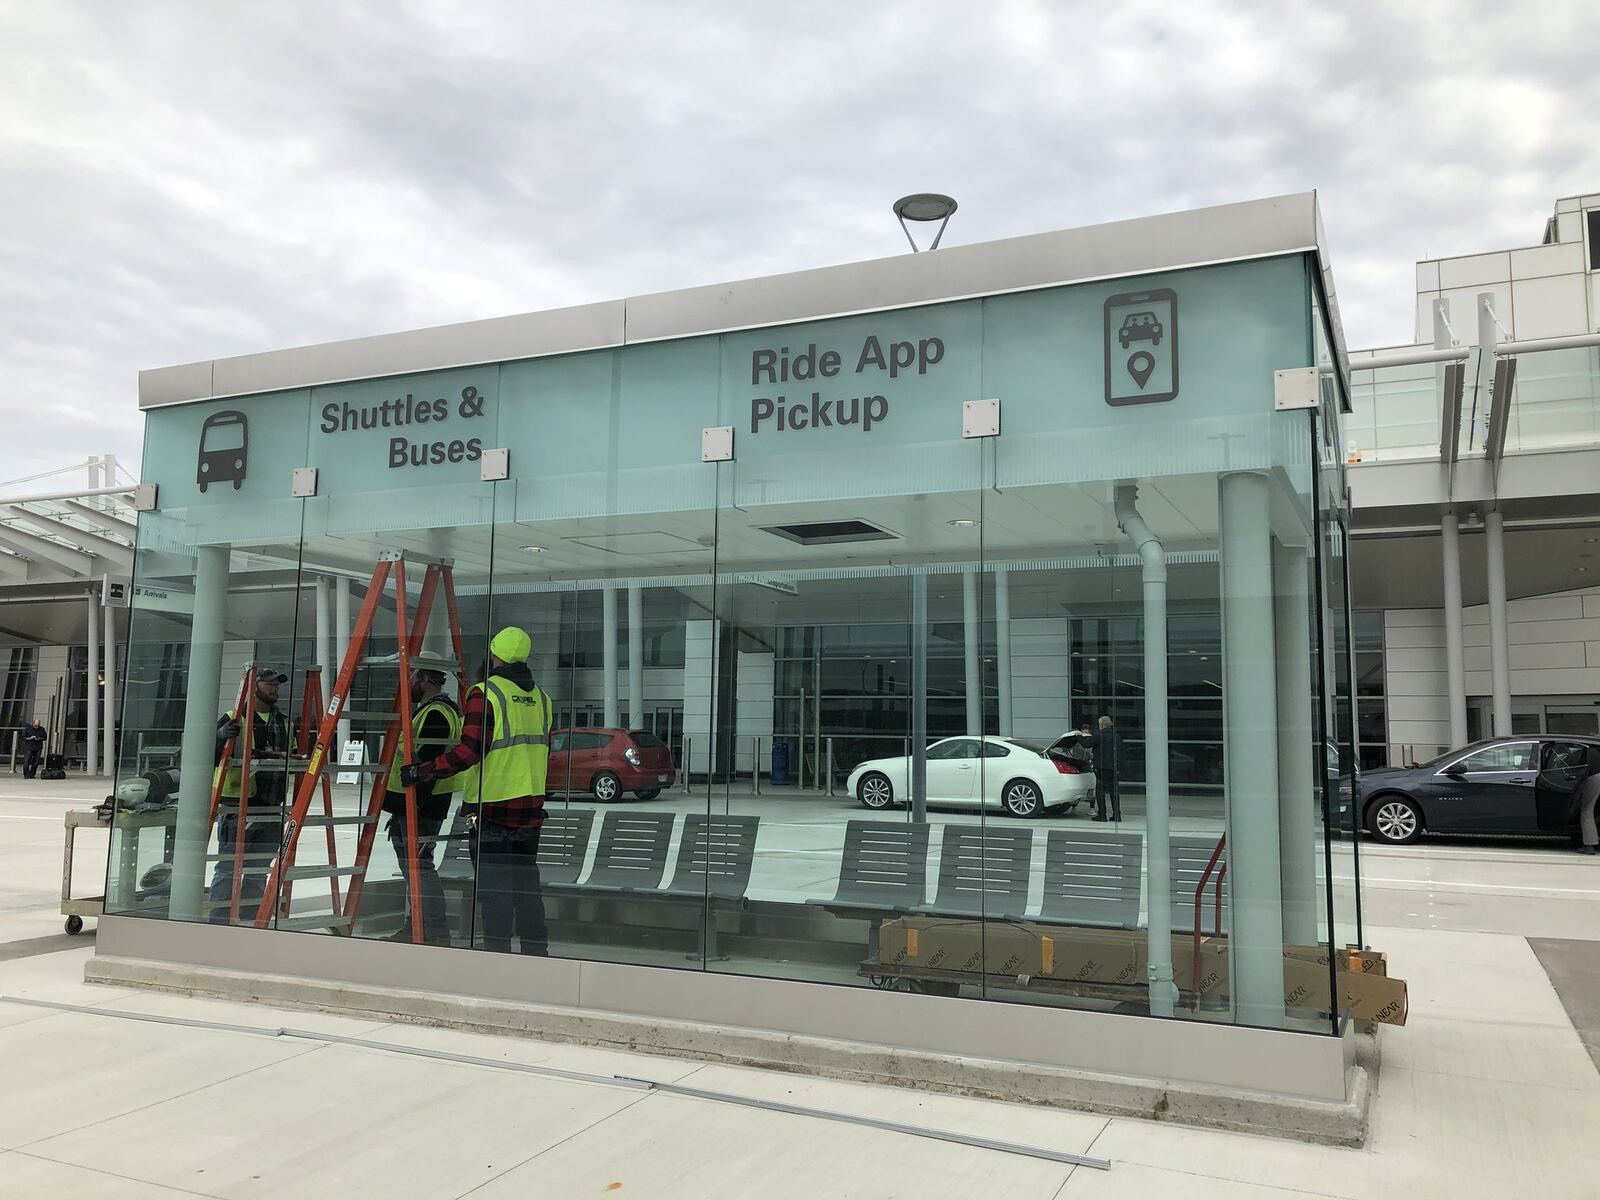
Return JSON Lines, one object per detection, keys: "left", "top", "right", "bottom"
{"left": 1052, "top": 759, "right": 1079, "bottom": 775}
{"left": 623, "top": 747, "right": 642, "bottom": 767}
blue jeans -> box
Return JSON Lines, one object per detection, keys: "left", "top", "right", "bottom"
{"left": 471, "top": 820, "right": 548, "bottom": 954}
{"left": 208, "top": 811, "right": 282, "bottom": 923}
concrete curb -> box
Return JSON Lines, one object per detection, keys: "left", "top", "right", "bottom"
{"left": 85, "top": 953, "right": 1372, "bottom": 1146}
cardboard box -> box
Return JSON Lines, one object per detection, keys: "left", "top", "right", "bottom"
{"left": 876, "top": 918, "right": 1407, "bottom": 1026}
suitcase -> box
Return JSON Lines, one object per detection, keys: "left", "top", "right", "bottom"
{"left": 40, "top": 752, "right": 66, "bottom": 780}
{"left": 40, "top": 767, "right": 66, "bottom": 780}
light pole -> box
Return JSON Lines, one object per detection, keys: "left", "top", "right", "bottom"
{"left": 893, "top": 193, "right": 958, "bottom": 252}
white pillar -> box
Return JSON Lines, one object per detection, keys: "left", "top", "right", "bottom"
{"left": 1273, "top": 540, "right": 1319, "bottom": 947}
{"left": 314, "top": 577, "right": 332, "bottom": 702}
{"left": 86, "top": 592, "right": 99, "bottom": 776}
{"left": 602, "top": 585, "right": 620, "bottom": 728}
{"left": 170, "top": 545, "right": 229, "bottom": 921}
{"left": 1485, "top": 510, "right": 1512, "bottom": 737}
{"left": 334, "top": 576, "right": 352, "bottom": 752}
{"left": 627, "top": 584, "right": 644, "bottom": 730}
{"left": 102, "top": 453, "right": 119, "bottom": 487}
{"left": 1219, "top": 472, "right": 1286, "bottom": 1027}
{"left": 103, "top": 600, "right": 117, "bottom": 778}
{"left": 994, "top": 569, "right": 1012, "bottom": 737}
{"left": 962, "top": 569, "right": 981, "bottom": 736}
{"left": 1440, "top": 515, "right": 1468, "bottom": 748}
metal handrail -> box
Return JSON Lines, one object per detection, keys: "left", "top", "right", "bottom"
{"left": 1191, "top": 834, "right": 1226, "bottom": 1008}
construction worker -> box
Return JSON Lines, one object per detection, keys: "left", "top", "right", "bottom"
{"left": 209, "top": 666, "right": 291, "bottom": 922}
{"left": 383, "top": 663, "right": 463, "bottom": 944}
{"left": 401, "top": 627, "right": 552, "bottom": 955}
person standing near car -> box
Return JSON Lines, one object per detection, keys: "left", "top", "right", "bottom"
{"left": 21, "top": 719, "right": 46, "bottom": 779}
{"left": 210, "top": 667, "right": 291, "bottom": 922}
{"left": 383, "top": 666, "right": 463, "bottom": 943}
{"left": 1577, "top": 742, "right": 1600, "bottom": 856}
{"left": 1091, "top": 715, "right": 1123, "bottom": 822}
{"left": 401, "top": 627, "right": 552, "bottom": 955}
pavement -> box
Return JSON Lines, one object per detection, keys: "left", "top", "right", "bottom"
{"left": 3, "top": 774, "right": 1600, "bottom": 1198}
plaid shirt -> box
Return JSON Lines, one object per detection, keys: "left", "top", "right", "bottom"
{"left": 423, "top": 679, "right": 544, "bottom": 829}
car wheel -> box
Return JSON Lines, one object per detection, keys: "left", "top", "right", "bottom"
{"left": 591, "top": 770, "right": 621, "bottom": 803}
{"left": 1366, "top": 795, "right": 1422, "bottom": 845}
{"left": 1001, "top": 779, "right": 1043, "bottom": 818}
{"left": 857, "top": 772, "right": 894, "bottom": 810}
{"left": 634, "top": 788, "right": 661, "bottom": 801}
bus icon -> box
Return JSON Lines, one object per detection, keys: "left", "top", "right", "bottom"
{"left": 197, "top": 410, "right": 249, "bottom": 492}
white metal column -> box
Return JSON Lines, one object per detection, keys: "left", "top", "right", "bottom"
{"left": 103, "top": 599, "right": 117, "bottom": 778}
{"left": 1219, "top": 471, "right": 1286, "bottom": 1027}
{"left": 171, "top": 545, "right": 229, "bottom": 921}
{"left": 627, "top": 584, "right": 644, "bottom": 730}
{"left": 334, "top": 577, "right": 351, "bottom": 752}
{"left": 1272, "top": 540, "right": 1319, "bottom": 948}
{"left": 602, "top": 585, "right": 620, "bottom": 728}
{"left": 994, "top": 569, "right": 1012, "bottom": 737}
{"left": 1440, "top": 514, "right": 1468, "bottom": 748}
{"left": 1485, "top": 510, "right": 1513, "bottom": 736}
{"left": 314, "top": 577, "right": 332, "bottom": 703}
{"left": 962, "top": 569, "right": 981, "bottom": 736}
{"left": 86, "top": 591, "right": 99, "bottom": 776}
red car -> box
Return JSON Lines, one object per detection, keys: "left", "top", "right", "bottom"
{"left": 547, "top": 727, "right": 676, "bottom": 802}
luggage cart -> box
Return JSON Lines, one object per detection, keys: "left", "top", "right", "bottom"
{"left": 61, "top": 807, "right": 110, "bottom": 934}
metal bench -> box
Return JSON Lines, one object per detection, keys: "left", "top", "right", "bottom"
{"left": 919, "top": 825, "right": 1032, "bottom": 919}
{"left": 809, "top": 819, "right": 931, "bottom": 959}
{"left": 660, "top": 813, "right": 761, "bottom": 958}
{"left": 1036, "top": 828, "right": 1143, "bottom": 929}
{"left": 437, "top": 806, "right": 597, "bottom": 884}
{"left": 568, "top": 810, "right": 676, "bottom": 893}
{"left": 1171, "top": 834, "right": 1228, "bottom": 935}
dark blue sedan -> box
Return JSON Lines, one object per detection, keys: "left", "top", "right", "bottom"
{"left": 1356, "top": 736, "right": 1600, "bottom": 845}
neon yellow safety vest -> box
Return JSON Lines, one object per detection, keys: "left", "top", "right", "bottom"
{"left": 457, "top": 676, "right": 551, "bottom": 804}
{"left": 387, "top": 697, "right": 466, "bottom": 795}
{"left": 213, "top": 707, "right": 289, "bottom": 800}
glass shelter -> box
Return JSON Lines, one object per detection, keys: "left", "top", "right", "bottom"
{"left": 102, "top": 194, "right": 1364, "bottom": 1099}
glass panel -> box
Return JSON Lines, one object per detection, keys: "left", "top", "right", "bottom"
{"left": 1454, "top": 742, "right": 1535, "bottom": 772}
{"left": 108, "top": 391, "right": 312, "bottom": 929}
{"left": 1501, "top": 345, "right": 1600, "bottom": 454}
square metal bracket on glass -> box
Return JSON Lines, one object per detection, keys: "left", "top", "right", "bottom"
{"left": 132, "top": 483, "right": 158, "bottom": 512}
{"left": 702, "top": 426, "right": 734, "bottom": 462}
{"left": 480, "top": 448, "right": 510, "bottom": 481}
{"left": 962, "top": 398, "right": 1001, "bottom": 438}
{"left": 291, "top": 467, "right": 318, "bottom": 498}
{"left": 1273, "top": 367, "right": 1319, "bottom": 411}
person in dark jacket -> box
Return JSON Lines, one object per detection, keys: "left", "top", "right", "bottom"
{"left": 1091, "top": 715, "right": 1123, "bottom": 822}
{"left": 22, "top": 720, "right": 46, "bottom": 778}
{"left": 208, "top": 667, "right": 291, "bottom": 922}
{"left": 383, "top": 666, "right": 463, "bottom": 943}
{"left": 1578, "top": 743, "right": 1600, "bottom": 856}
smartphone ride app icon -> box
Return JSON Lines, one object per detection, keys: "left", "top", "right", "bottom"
{"left": 1104, "top": 288, "right": 1178, "bottom": 406}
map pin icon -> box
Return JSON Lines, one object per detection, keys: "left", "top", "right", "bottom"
{"left": 1127, "top": 351, "right": 1156, "bottom": 389}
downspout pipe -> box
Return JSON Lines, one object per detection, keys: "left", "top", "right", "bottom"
{"left": 1115, "top": 483, "right": 1177, "bottom": 1017}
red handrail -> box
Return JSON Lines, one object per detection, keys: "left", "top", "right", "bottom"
{"left": 1191, "top": 835, "right": 1226, "bottom": 1004}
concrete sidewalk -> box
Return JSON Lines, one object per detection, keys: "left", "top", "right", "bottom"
{"left": 3, "top": 776, "right": 1599, "bottom": 1197}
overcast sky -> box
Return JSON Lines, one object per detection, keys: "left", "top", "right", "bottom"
{"left": 3, "top": 0, "right": 1598, "bottom": 487}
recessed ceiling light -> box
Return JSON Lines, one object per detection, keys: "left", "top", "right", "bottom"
{"left": 947, "top": 518, "right": 977, "bottom": 527}
{"left": 1577, "top": 566, "right": 1590, "bottom": 573}
{"left": 1586, "top": 537, "right": 1599, "bottom": 543}
{"left": 522, "top": 545, "right": 544, "bottom": 553}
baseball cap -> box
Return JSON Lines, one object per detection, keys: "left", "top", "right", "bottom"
{"left": 254, "top": 666, "right": 289, "bottom": 683}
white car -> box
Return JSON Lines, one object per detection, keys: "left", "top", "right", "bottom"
{"left": 846, "top": 735, "right": 1097, "bottom": 818}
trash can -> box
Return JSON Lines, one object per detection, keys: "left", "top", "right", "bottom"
{"left": 770, "top": 739, "right": 791, "bottom": 788}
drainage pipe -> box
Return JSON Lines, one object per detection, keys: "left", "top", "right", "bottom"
{"left": 1114, "top": 483, "right": 1176, "bottom": 1017}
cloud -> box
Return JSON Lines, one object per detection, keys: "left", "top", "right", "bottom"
{"left": 2, "top": 0, "right": 1598, "bottom": 483}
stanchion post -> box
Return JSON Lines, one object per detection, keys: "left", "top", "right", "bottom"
{"left": 752, "top": 735, "right": 762, "bottom": 796}
{"left": 680, "top": 736, "right": 692, "bottom": 793}
{"left": 826, "top": 739, "right": 835, "bottom": 797}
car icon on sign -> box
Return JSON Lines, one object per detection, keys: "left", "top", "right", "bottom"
{"left": 1118, "top": 311, "right": 1163, "bottom": 349}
